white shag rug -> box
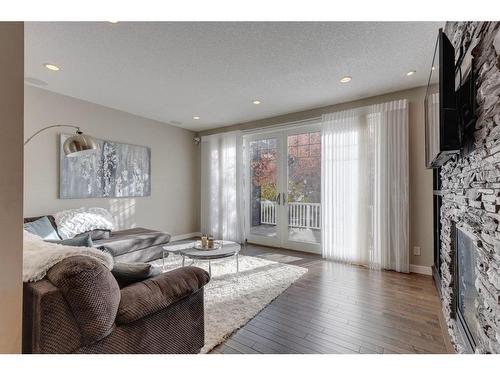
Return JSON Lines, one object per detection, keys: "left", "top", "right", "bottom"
{"left": 151, "top": 253, "right": 307, "bottom": 353}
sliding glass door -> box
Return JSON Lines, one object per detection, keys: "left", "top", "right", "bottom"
{"left": 244, "top": 125, "right": 321, "bottom": 253}
{"left": 283, "top": 128, "right": 321, "bottom": 252}
{"left": 246, "top": 132, "right": 283, "bottom": 247}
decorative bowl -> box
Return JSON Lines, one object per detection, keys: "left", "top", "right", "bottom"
{"left": 193, "top": 240, "right": 221, "bottom": 251}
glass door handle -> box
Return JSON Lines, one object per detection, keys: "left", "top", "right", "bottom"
{"left": 282, "top": 193, "right": 287, "bottom": 205}
{"left": 276, "top": 193, "right": 281, "bottom": 205}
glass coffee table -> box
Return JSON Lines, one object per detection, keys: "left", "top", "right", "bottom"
{"left": 162, "top": 240, "right": 240, "bottom": 277}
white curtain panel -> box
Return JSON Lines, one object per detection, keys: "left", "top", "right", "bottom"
{"left": 321, "top": 110, "right": 370, "bottom": 265}
{"left": 321, "top": 99, "right": 409, "bottom": 272}
{"left": 200, "top": 131, "right": 244, "bottom": 243}
{"left": 368, "top": 100, "right": 409, "bottom": 272}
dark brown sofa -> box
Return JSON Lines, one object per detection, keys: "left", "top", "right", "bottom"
{"left": 23, "top": 256, "right": 210, "bottom": 354}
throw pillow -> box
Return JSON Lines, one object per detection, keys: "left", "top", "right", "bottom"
{"left": 46, "top": 233, "right": 93, "bottom": 248}
{"left": 54, "top": 207, "right": 115, "bottom": 239}
{"left": 74, "top": 229, "right": 111, "bottom": 241}
{"left": 23, "top": 216, "right": 61, "bottom": 240}
{"left": 111, "top": 262, "right": 162, "bottom": 288}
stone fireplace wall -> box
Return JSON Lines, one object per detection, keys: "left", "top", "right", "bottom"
{"left": 440, "top": 22, "right": 500, "bottom": 353}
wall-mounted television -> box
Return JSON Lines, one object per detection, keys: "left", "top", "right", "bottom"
{"left": 456, "top": 56, "right": 478, "bottom": 155}
{"left": 424, "top": 28, "right": 461, "bottom": 169}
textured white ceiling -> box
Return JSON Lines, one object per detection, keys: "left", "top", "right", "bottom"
{"left": 25, "top": 22, "right": 443, "bottom": 131}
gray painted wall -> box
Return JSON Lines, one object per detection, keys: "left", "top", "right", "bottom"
{"left": 24, "top": 85, "right": 200, "bottom": 236}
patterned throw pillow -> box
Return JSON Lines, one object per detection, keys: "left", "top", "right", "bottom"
{"left": 55, "top": 207, "right": 115, "bottom": 240}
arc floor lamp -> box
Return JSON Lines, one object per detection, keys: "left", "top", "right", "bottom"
{"left": 24, "top": 125, "right": 98, "bottom": 157}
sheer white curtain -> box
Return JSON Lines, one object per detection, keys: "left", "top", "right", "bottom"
{"left": 200, "top": 131, "right": 244, "bottom": 243}
{"left": 321, "top": 99, "right": 409, "bottom": 272}
{"left": 368, "top": 100, "right": 409, "bottom": 272}
{"left": 321, "top": 110, "right": 370, "bottom": 265}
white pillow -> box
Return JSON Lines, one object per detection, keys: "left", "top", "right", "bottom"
{"left": 54, "top": 207, "right": 115, "bottom": 240}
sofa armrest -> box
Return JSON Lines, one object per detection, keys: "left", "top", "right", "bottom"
{"left": 23, "top": 279, "right": 83, "bottom": 353}
{"left": 116, "top": 266, "right": 210, "bottom": 325}
{"left": 46, "top": 255, "right": 121, "bottom": 346}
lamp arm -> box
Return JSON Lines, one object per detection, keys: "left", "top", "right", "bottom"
{"left": 24, "top": 125, "right": 81, "bottom": 146}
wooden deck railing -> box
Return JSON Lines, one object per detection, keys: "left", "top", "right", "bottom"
{"left": 260, "top": 200, "right": 321, "bottom": 229}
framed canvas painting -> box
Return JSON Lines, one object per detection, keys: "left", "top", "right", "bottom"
{"left": 59, "top": 134, "right": 151, "bottom": 198}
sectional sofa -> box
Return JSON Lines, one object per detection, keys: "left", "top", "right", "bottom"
{"left": 22, "top": 215, "right": 209, "bottom": 354}
{"left": 24, "top": 215, "right": 171, "bottom": 262}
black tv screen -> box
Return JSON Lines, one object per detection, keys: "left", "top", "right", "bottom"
{"left": 425, "top": 59, "right": 440, "bottom": 168}
{"left": 424, "top": 28, "right": 460, "bottom": 169}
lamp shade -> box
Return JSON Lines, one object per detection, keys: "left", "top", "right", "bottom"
{"left": 63, "top": 132, "right": 99, "bottom": 157}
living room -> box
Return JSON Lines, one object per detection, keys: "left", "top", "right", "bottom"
{"left": 1, "top": 1, "right": 499, "bottom": 373}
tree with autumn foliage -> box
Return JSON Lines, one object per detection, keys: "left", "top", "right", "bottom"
{"left": 250, "top": 132, "right": 321, "bottom": 203}
{"left": 287, "top": 132, "right": 321, "bottom": 203}
{"left": 250, "top": 147, "right": 277, "bottom": 201}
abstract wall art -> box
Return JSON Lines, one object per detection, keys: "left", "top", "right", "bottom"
{"left": 59, "top": 134, "right": 151, "bottom": 199}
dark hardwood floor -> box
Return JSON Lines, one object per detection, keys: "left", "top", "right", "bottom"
{"left": 211, "top": 244, "right": 453, "bottom": 354}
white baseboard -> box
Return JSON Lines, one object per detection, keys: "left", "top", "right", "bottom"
{"left": 170, "top": 232, "right": 201, "bottom": 241}
{"left": 167, "top": 236, "right": 433, "bottom": 276}
{"left": 410, "top": 264, "right": 432, "bottom": 275}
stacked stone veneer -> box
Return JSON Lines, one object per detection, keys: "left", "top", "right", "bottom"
{"left": 440, "top": 22, "right": 500, "bottom": 353}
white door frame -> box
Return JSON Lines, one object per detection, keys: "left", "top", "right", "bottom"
{"left": 243, "top": 124, "right": 322, "bottom": 254}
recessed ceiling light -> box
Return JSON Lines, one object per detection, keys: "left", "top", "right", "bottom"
{"left": 252, "top": 100, "right": 261, "bottom": 105}
{"left": 109, "top": 21, "right": 119, "bottom": 24}
{"left": 193, "top": 116, "right": 200, "bottom": 120}
{"left": 431, "top": 66, "right": 436, "bottom": 71}
{"left": 340, "top": 76, "right": 352, "bottom": 83}
{"left": 43, "top": 63, "right": 60, "bottom": 71}
{"left": 407, "top": 70, "right": 416, "bottom": 76}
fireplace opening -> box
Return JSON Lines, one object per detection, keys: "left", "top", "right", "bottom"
{"left": 455, "top": 226, "right": 480, "bottom": 351}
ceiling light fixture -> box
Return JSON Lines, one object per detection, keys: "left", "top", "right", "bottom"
{"left": 193, "top": 116, "right": 200, "bottom": 120}
{"left": 109, "top": 21, "right": 119, "bottom": 24}
{"left": 407, "top": 70, "right": 416, "bottom": 76}
{"left": 43, "top": 63, "right": 60, "bottom": 71}
{"left": 340, "top": 76, "right": 352, "bottom": 83}
{"left": 252, "top": 100, "right": 261, "bottom": 105}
